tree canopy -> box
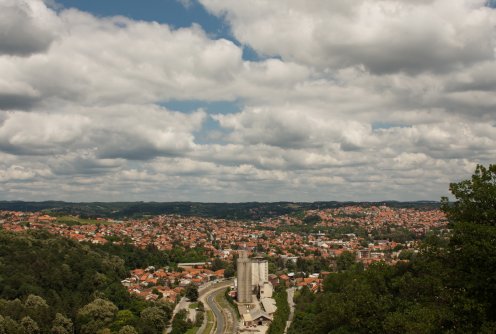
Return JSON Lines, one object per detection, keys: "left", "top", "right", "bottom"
{"left": 441, "top": 163, "right": 496, "bottom": 226}
{"left": 185, "top": 284, "right": 199, "bottom": 302}
{"left": 289, "top": 163, "right": 496, "bottom": 334}
{"left": 0, "top": 230, "right": 173, "bottom": 333}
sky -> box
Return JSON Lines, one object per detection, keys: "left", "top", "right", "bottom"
{"left": 0, "top": 0, "right": 495, "bottom": 202}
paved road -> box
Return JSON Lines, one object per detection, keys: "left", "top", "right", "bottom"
{"left": 207, "top": 289, "right": 225, "bottom": 334}
{"left": 284, "top": 287, "right": 296, "bottom": 334}
{"left": 198, "top": 279, "right": 235, "bottom": 334}
{"left": 174, "top": 296, "right": 189, "bottom": 315}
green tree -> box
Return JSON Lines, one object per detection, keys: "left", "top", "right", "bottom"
{"left": 441, "top": 163, "right": 496, "bottom": 331}
{"left": 20, "top": 316, "right": 40, "bottom": 334}
{"left": 118, "top": 325, "right": 138, "bottom": 334}
{"left": 139, "top": 307, "right": 166, "bottom": 334}
{"left": 441, "top": 164, "right": 496, "bottom": 226}
{"left": 185, "top": 284, "right": 199, "bottom": 302}
{"left": 170, "top": 309, "right": 191, "bottom": 334}
{"left": 303, "top": 215, "right": 321, "bottom": 225}
{"left": 0, "top": 299, "right": 24, "bottom": 321}
{"left": 336, "top": 251, "right": 356, "bottom": 272}
{"left": 211, "top": 258, "right": 226, "bottom": 271}
{"left": 195, "top": 310, "right": 204, "bottom": 327}
{"left": 0, "top": 315, "right": 23, "bottom": 334}
{"left": 398, "top": 250, "right": 415, "bottom": 261}
{"left": 0, "top": 230, "right": 135, "bottom": 323}
{"left": 24, "top": 295, "right": 48, "bottom": 309}
{"left": 24, "top": 295, "right": 49, "bottom": 326}
{"left": 224, "top": 264, "right": 235, "bottom": 278}
{"left": 51, "top": 313, "right": 73, "bottom": 334}
{"left": 151, "top": 288, "right": 163, "bottom": 299}
{"left": 285, "top": 259, "right": 296, "bottom": 272}
{"left": 77, "top": 298, "right": 118, "bottom": 334}
{"left": 267, "top": 287, "right": 290, "bottom": 334}
{"left": 111, "top": 310, "right": 137, "bottom": 332}
{"left": 96, "top": 329, "right": 111, "bottom": 334}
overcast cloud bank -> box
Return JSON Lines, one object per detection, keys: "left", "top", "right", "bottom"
{"left": 0, "top": 0, "right": 495, "bottom": 201}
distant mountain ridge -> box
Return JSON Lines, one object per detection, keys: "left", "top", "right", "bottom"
{"left": 0, "top": 200, "right": 440, "bottom": 220}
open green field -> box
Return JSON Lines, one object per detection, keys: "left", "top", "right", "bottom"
{"left": 55, "top": 215, "right": 112, "bottom": 226}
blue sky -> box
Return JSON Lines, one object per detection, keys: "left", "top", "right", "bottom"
{"left": 55, "top": 0, "right": 227, "bottom": 33}
{"left": 54, "top": 0, "right": 262, "bottom": 61}
{"left": 0, "top": 0, "right": 494, "bottom": 202}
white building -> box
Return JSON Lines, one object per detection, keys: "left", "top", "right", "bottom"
{"left": 251, "top": 257, "right": 269, "bottom": 287}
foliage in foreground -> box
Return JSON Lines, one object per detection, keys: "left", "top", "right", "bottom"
{"left": 289, "top": 164, "right": 496, "bottom": 334}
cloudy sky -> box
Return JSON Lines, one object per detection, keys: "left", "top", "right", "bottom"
{"left": 0, "top": 0, "right": 495, "bottom": 202}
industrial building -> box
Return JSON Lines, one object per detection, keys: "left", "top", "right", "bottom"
{"left": 236, "top": 251, "right": 277, "bottom": 331}
{"left": 236, "top": 250, "right": 253, "bottom": 303}
{"left": 251, "top": 255, "right": 269, "bottom": 288}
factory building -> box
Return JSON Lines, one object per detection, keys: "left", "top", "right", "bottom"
{"left": 236, "top": 251, "right": 253, "bottom": 303}
{"left": 236, "top": 252, "right": 276, "bottom": 330}
{"left": 251, "top": 256, "right": 269, "bottom": 288}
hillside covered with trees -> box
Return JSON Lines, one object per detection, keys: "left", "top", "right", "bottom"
{"left": 288, "top": 164, "right": 496, "bottom": 334}
{"left": 0, "top": 230, "right": 173, "bottom": 334}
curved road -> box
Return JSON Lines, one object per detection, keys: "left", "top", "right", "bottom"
{"left": 199, "top": 279, "right": 236, "bottom": 334}
{"left": 206, "top": 289, "right": 225, "bottom": 334}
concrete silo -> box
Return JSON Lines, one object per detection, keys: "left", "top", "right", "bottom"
{"left": 236, "top": 250, "right": 252, "bottom": 303}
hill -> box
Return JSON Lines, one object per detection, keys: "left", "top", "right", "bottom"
{"left": 0, "top": 230, "right": 172, "bottom": 334}
{"left": 0, "top": 200, "right": 440, "bottom": 220}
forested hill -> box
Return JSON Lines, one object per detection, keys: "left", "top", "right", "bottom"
{"left": 0, "top": 200, "right": 440, "bottom": 220}
{"left": 0, "top": 230, "right": 173, "bottom": 334}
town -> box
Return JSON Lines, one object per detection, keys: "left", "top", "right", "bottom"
{"left": 0, "top": 205, "right": 448, "bottom": 332}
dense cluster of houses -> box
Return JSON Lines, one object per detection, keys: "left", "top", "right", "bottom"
{"left": 264, "top": 205, "right": 447, "bottom": 235}
{"left": 0, "top": 206, "right": 447, "bottom": 282}
{"left": 121, "top": 264, "right": 225, "bottom": 303}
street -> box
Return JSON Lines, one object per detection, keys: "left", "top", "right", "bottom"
{"left": 284, "top": 287, "right": 296, "bottom": 334}
{"left": 198, "top": 278, "right": 236, "bottom": 334}
{"left": 207, "top": 289, "right": 225, "bottom": 334}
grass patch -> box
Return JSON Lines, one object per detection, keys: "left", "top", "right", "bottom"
{"left": 224, "top": 288, "right": 240, "bottom": 319}
{"left": 214, "top": 290, "right": 237, "bottom": 333}
{"left": 189, "top": 302, "right": 199, "bottom": 309}
{"left": 185, "top": 327, "right": 199, "bottom": 334}
{"left": 204, "top": 310, "right": 214, "bottom": 334}
{"left": 55, "top": 215, "right": 111, "bottom": 226}
{"left": 214, "top": 291, "right": 230, "bottom": 314}
{"left": 214, "top": 290, "right": 232, "bottom": 312}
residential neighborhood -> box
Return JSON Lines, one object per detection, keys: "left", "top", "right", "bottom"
{"left": 0, "top": 205, "right": 448, "bottom": 306}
